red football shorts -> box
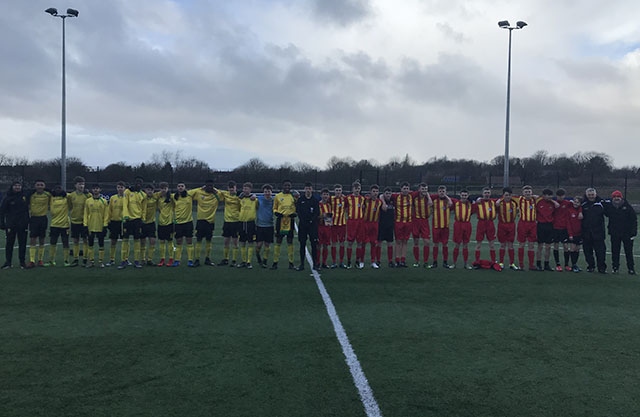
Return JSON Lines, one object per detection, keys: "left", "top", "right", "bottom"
{"left": 363, "top": 221, "right": 379, "bottom": 244}
{"left": 497, "top": 222, "right": 516, "bottom": 243}
{"left": 453, "top": 221, "right": 472, "bottom": 244}
{"left": 475, "top": 219, "right": 496, "bottom": 241}
{"left": 517, "top": 221, "right": 537, "bottom": 243}
{"left": 432, "top": 227, "right": 450, "bottom": 244}
{"left": 331, "top": 225, "right": 346, "bottom": 244}
{"left": 412, "top": 218, "right": 430, "bottom": 239}
{"left": 318, "top": 225, "right": 331, "bottom": 245}
{"left": 346, "top": 219, "right": 365, "bottom": 243}
{"left": 395, "top": 222, "right": 412, "bottom": 241}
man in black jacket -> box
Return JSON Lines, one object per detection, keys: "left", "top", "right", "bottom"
{"left": 582, "top": 188, "right": 607, "bottom": 273}
{"left": 295, "top": 182, "right": 319, "bottom": 271}
{"left": 605, "top": 190, "right": 637, "bottom": 275}
{"left": 0, "top": 182, "right": 29, "bottom": 269}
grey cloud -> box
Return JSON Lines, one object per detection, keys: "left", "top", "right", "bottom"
{"left": 312, "top": 0, "right": 373, "bottom": 27}
{"left": 436, "top": 22, "right": 468, "bottom": 44}
{"left": 341, "top": 51, "right": 391, "bottom": 79}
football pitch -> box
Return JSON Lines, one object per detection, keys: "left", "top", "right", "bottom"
{"left": 2, "top": 240, "right": 640, "bottom": 416}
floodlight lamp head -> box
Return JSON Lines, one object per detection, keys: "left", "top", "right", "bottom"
{"left": 45, "top": 8, "right": 58, "bottom": 16}
{"left": 516, "top": 21, "right": 527, "bottom": 28}
{"left": 67, "top": 8, "right": 79, "bottom": 17}
{"left": 498, "top": 20, "right": 510, "bottom": 28}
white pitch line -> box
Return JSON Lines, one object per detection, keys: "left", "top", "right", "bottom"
{"left": 300, "top": 242, "right": 383, "bottom": 417}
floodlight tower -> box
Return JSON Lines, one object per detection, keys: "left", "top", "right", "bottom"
{"left": 498, "top": 20, "right": 527, "bottom": 188}
{"left": 45, "top": 7, "right": 79, "bottom": 190}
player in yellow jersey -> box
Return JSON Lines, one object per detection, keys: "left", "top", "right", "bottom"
{"left": 190, "top": 180, "right": 220, "bottom": 267}
{"left": 140, "top": 184, "right": 159, "bottom": 266}
{"left": 45, "top": 185, "right": 71, "bottom": 267}
{"left": 172, "top": 182, "right": 195, "bottom": 267}
{"left": 272, "top": 179, "right": 298, "bottom": 269}
{"left": 25, "top": 180, "right": 51, "bottom": 268}
{"left": 217, "top": 181, "right": 241, "bottom": 266}
{"left": 238, "top": 182, "right": 258, "bottom": 269}
{"left": 119, "top": 177, "right": 146, "bottom": 269}
{"left": 156, "top": 182, "right": 176, "bottom": 266}
{"left": 83, "top": 184, "right": 110, "bottom": 268}
{"left": 105, "top": 181, "right": 126, "bottom": 266}
{"left": 67, "top": 176, "right": 90, "bottom": 266}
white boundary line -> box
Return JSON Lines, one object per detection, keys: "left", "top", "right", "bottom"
{"left": 298, "top": 230, "right": 382, "bottom": 417}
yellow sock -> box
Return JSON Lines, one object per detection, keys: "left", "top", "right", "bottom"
{"left": 159, "top": 241, "right": 166, "bottom": 259}
{"left": 147, "top": 245, "right": 155, "bottom": 262}
{"left": 205, "top": 241, "right": 212, "bottom": 258}
{"left": 287, "top": 245, "right": 294, "bottom": 263}
{"left": 223, "top": 247, "right": 230, "bottom": 260}
{"left": 247, "top": 247, "right": 254, "bottom": 264}
{"left": 83, "top": 243, "right": 89, "bottom": 258}
{"left": 98, "top": 248, "right": 104, "bottom": 263}
{"left": 264, "top": 246, "right": 271, "bottom": 262}
{"left": 73, "top": 243, "right": 80, "bottom": 259}
{"left": 241, "top": 246, "right": 248, "bottom": 263}
{"left": 274, "top": 244, "right": 281, "bottom": 262}
{"left": 232, "top": 247, "right": 238, "bottom": 262}
{"left": 29, "top": 247, "right": 36, "bottom": 263}
{"left": 49, "top": 245, "right": 57, "bottom": 262}
{"left": 88, "top": 246, "right": 94, "bottom": 262}
{"left": 195, "top": 241, "right": 202, "bottom": 259}
{"left": 63, "top": 248, "right": 69, "bottom": 263}
{"left": 187, "top": 243, "right": 194, "bottom": 261}
{"left": 122, "top": 241, "right": 130, "bottom": 261}
{"left": 133, "top": 240, "right": 141, "bottom": 262}
{"left": 38, "top": 246, "right": 45, "bottom": 262}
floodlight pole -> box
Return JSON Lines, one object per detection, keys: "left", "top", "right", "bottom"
{"left": 46, "top": 8, "right": 78, "bottom": 190}
{"left": 499, "top": 20, "right": 527, "bottom": 188}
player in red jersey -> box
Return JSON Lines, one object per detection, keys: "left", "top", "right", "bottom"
{"left": 411, "top": 183, "right": 433, "bottom": 268}
{"left": 535, "top": 189, "right": 560, "bottom": 271}
{"left": 495, "top": 187, "right": 519, "bottom": 270}
{"left": 362, "top": 185, "right": 382, "bottom": 268}
{"left": 317, "top": 189, "right": 333, "bottom": 269}
{"left": 429, "top": 185, "right": 453, "bottom": 268}
{"left": 345, "top": 181, "right": 366, "bottom": 269}
{"left": 381, "top": 182, "right": 413, "bottom": 267}
{"left": 552, "top": 188, "right": 572, "bottom": 271}
{"left": 472, "top": 187, "right": 497, "bottom": 263}
{"left": 566, "top": 196, "right": 584, "bottom": 272}
{"left": 330, "top": 184, "right": 347, "bottom": 268}
{"left": 451, "top": 189, "right": 473, "bottom": 269}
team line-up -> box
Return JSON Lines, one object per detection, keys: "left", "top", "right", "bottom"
{"left": 0, "top": 176, "right": 636, "bottom": 274}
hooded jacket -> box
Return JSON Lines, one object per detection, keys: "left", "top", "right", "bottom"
{"left": 605, "top": 199, "right": 638, "bottom": 238}
{"left": 0, "top": 186, "right": 30, "bottom": 229}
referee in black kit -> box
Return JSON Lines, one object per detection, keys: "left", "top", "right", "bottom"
{"left": 295, "top": 182, "right": 320, "bottom": 271}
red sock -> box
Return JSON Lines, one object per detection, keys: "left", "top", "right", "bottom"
{"left": 489, "top": 249, "right": 496, "bottom": 262}
{"left": 423, "top": 246, "right": 430, "bottom": 264}
{"left": 432, "top": 246, "right": 439, "bottom": 263}
{"left": 528, "top": 250, "right": 535, "bottom": 268}
{"left": 463, "top": 248, "right": 469, "bottom": 263}
{"left": 331, "top": 246, "right": 337, "bottom": 264}
{"left": 347, "top": 247, "right": 353, "bottom": 264}
{"left": 413, "top": 246, "right": 420, "bottom": 262}
{"left": 453, "top": 247, "right": 460, "bottom": 263}
{"left": 388, "top": 246, "right": 394, "bottom": 262}
{"left": 323, "top": 247, "right": 328, "bottom": 264}
{"left": 475, "top": 249, "right": 481, "bottom": 262}
{"left": 508, "top": 248, "right": 515, "bottom": 265}
{"left": 339, "top": 246, "right": 345, "bottom": 263}
{"left": 443, "top": 246, "right": 449, "bottom": 262}
{"left": 518, "top": 247, "right": 525, "bottom": 267}
{"left": 499, "top": 248, "right": 505, "bottom": 263}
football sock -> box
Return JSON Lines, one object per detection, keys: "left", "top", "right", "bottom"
{"left": 133, "top": 240, "right": 141, "bottom": 262}
{"left": 287, "top": 245, "right": 294, "bottom": 263}
{"left": 223, "top": 247, "right": 230, "bottom": 260}
{"left": 274, "top": 244, "right": 281, "bottom": 262}
{"left": 247, "top": 247, "right": 254, "bottom": 264}
{"left": 122, "top": 241, "right": 130, "bottom": 261}
{"left": 29, "top": 247, "right": 36, "bottom": 263}
{"left": 205, "top": 241, "right": 212, "bottom": 258}
{"left": 187, "top": 244, "right": 194, "bottom": 261}
{"left": 195, "top": 241, "right": 202, "bottom": 259}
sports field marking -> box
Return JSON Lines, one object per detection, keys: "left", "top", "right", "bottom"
{"left": 302, "top": 246, "right": 383, "bottom": 417}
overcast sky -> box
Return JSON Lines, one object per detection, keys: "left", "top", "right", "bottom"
{"left": 1, "top": 0, "right": 639, "bottom": 170}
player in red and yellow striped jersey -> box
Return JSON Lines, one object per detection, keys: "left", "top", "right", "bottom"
{"left": 362, "top": 185, "right": 383, "bottom": 268}
{"left": 429, "top": 186, "right": 453, "bottom": 268}
{"left": 345, "top": 181, "right": 366, "bottom": 268}
{"left": 318, "top": 189, "right": 333, "bottom": 268}
{"left": 411, "top": 183, "right": 433, "bottom": 267}
{"left": 472, "top": 187, "right": 497, "bottom": 263}
{"left": 381, "top": 182, "right": 414, "bottom": 267}
{"left": 513, "top": 185, "right": 538, "bottom": 269}
{"left": 495, "top": 187, "right": 519, "bottom": 269}
{"left": 330, "top": 184, "right": 347, "bottom": 268}
{"left": 451, "top": 190, "right": 473, "bottom": 268}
